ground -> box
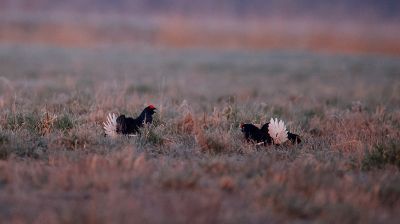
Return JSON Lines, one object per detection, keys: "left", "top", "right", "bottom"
{"left": 0, "top": 45, "right": 399, "bottom": 223}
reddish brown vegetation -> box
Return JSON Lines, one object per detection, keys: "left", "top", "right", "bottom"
{"left": 1, "top": 15, "right": 400, "bottom": 55}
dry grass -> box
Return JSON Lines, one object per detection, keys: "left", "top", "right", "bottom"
{"left": 0, "top": 44, "right": 399, "bottom": 223}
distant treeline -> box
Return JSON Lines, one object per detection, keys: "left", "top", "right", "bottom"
{"left": 1, "top": 0, "right": 399, "bottom": 21}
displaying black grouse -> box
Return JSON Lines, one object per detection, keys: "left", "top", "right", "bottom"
{"left": 104, "top": 105, "right": 156, "bottom": 137}
{"left": 241, "top": 118, "right": 301, "bottom": 145}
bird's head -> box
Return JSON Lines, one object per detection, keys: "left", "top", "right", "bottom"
{"left": 141, "top": 105, "right": 157, "bottom": 124}
{"left": 145, "top": 104, "right": 157, "bottom": 115}
{"left": 240, "top": 123, "right": 248, "bottom": 132}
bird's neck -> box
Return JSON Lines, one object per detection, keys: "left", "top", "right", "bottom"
{"left": 136, "top": 110, "right": 147, "bottom": 123}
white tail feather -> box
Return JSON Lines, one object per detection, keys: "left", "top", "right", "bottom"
{"left": 103, "top": 113, "right": 118, "bottom": 138}
{"left": 268, "top": 118, "right": 288, "bottom": 145}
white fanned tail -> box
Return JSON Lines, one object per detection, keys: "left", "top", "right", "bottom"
{"left": 103, "top": 113, "right": 118, "bottom": 138}
{"left": 268, "top": 118, "right": 288, "bottom": 145}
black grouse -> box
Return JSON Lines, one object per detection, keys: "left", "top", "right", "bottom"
{"left": 241, "top": 118, "right": 301, "bottom": 145}
{"left": 104, "top": 105, "right": 156, "bottom": 137}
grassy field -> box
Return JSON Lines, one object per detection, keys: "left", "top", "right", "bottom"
{"left": 0, "top": 44, "right": 399, "bottom": 223}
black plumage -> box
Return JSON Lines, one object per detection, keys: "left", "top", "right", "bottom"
{"left": 241, "top": 122, "right": 301, "bottom": 145}
{"left": 116, "top": 105, "right": 156, "bottom": 135}
{"left": 288, "top": 132, "right": 302, "bottom": 144}
{"left": 241, "top": 123, "right": 272, "bottom": 144}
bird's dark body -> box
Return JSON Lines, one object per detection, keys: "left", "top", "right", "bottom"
{"left": 116, "top": 105, "right": 156, "bottom": 135}
{"left": 288, "top": 132, "right": 302, "bottom": 144}
{"left": 241, "top": 122, "right": 301, "bottom": 145}
{"left": 241, "top": 124, "right": 272, "bottom": 144}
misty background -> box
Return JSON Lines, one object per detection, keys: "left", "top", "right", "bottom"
{"left": 1, "top": 0, "right": 400, "bottom": 21}
{"left": 0, "top": 0, "right": 399, "bottom": 54}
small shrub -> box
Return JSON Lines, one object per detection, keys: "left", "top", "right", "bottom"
{"left": 54, "top": 114, "right": 74, "bottom": 131}
{"left": 6, "top": 113, "right": 24, "bottom": 130}
{"left": 24, "top": 113, "right": 41, "bottom": 134}
{"left": 362, "top": 140, "right": 400, "bottom": 170}
{"left": 38, "top": 112, "right": 57, "bottom": 135}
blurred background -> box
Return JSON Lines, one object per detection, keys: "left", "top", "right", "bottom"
{"left": 1, "top": 0, "right": 399, "bottom": 55}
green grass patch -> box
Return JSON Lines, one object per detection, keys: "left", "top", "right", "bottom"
{"left": 54, "top": 114, "right": 74, "bottom": 131}
{"left": 362, "top": 140, "right": 400, "bottom": 170}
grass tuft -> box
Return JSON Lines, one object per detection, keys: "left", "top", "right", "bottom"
{"left": 362, "top": 140, "right": 400, "bottom": 170}
{"left": 54, "top": 114, "right": 74, "bottom": 131}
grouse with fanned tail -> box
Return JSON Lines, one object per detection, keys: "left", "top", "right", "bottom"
{"left": 103, "top": 105, "right": 156, "bottom": 137}
{"left": 240, "top": 118, "right": 301, "bottom": 145}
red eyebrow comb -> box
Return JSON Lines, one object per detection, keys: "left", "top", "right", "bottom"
{"left": 148, "top": 105, "right": 156, "bottom": 109}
